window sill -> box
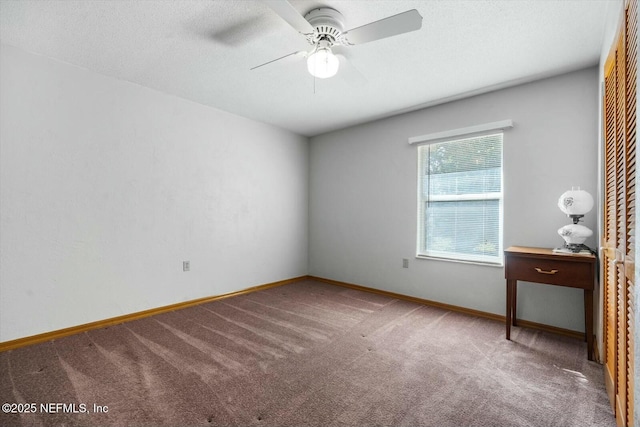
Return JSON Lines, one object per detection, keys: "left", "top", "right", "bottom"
{"left": 415, "top": 254, "right": 504, "bottom": 268}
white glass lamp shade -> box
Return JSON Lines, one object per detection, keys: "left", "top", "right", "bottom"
{"left": 307, "top": 48, "right": 339, "bottom": 79}
{"left": 558, "top": 188, "right": 594, "bottom": 216}
{"left": 558, "top": 224, "right": 593, "bottom": 245}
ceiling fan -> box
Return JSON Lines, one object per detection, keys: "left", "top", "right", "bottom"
{"left": 252, "top": 0, "right": 423, "bottom": 79}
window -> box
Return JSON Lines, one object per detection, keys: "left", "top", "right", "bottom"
{"left": 417, "top": 133, "right": 503, "bottom": 265}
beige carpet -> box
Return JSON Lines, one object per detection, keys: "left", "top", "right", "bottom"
{"left": 0, "top": 279, "right": 615, "bottom": 426}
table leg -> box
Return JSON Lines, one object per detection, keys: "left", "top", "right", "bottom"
{"left": 506, "top": 279, "right": 514, "bottom": 340}
{"left": 584, "top": 289, "right": 594, "bottom": 361}
{"left": 512, "top": 280, "right": 518, "bottom": 326}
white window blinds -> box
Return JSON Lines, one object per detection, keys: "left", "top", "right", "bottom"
{"left": 417, "top": 133, "right": 503, "bottom": 264}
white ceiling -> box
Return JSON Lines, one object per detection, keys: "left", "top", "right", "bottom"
{"left": 0, "top": 0, "right": 618, "bottom": 137}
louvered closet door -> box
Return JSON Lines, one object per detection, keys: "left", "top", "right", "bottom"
{"left": 603, "top": 41, "right": 619, "bottom": 415}
{"left": 602, "top": 0, "right": 636, "bottom": 425}
{"left": 616, "top": 36, "right": 630, "bottom": 427}
{"left": 622, "top": 1, "right": 636, "bottom": 425}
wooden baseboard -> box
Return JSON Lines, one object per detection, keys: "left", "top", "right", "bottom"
{"left": 0, "top": 276, "right": 305, "bottom": 352}
{"left": 309, "top": 275, "right": 585, "bottom": 340}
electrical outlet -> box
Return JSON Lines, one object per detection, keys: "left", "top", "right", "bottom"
{"left": 183, "top": 261, "right": 190, "bottom": 272}
{"left": 402, "top": 258, "right": 409, "bottom": 268}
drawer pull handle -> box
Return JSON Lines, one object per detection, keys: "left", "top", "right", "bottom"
{"left": 535, "top": 267, "right": 558, "bottom": 275}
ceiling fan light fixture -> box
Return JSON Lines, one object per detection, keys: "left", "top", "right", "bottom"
{"left": 307, "top": 47, "right": 339, "bottom": 79}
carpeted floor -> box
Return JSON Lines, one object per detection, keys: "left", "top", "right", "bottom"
{"left": 0, "top": 279, "right": 615, "bottom": 426}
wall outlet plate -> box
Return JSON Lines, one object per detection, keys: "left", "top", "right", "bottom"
{"left": 183, "top": 261, "right": 190, "bottom": 272}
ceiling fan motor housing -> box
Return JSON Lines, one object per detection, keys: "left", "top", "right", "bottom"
{"left": 304, "top": 8, "right": 345, "bottom": 45}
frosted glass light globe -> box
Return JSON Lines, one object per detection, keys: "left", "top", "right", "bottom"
{"left": 307, "top": 48, "right": 339, "bottom": 79}
{"left": 558, "top": 224, "right": 593, "bottom": 245}
{"left": 558, "top": 187, "right": 594, "bottom": 216}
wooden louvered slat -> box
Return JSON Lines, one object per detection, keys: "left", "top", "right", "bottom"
{"left": 626, "top": 168, "right": 635, "bottom": 258}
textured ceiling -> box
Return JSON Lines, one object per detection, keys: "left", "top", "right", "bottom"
{"left": 0, "top": 0, "right": 619, "bottom": 136}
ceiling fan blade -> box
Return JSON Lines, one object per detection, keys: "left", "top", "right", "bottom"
{"left": 342, "top": 9, "right": 422, "bottom": 45}
{"left": 262, "top": 0, "right": 314, "bottom": 34}
{"left": 334, "top": 50, "right": 367, "bottom": 86}
{"left": 250, "top": 50, "right": 307, "bottom": 71}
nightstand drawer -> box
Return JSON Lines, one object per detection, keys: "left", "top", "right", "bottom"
{"left": 505, "top": 255, "right": 593, "bottom": 289}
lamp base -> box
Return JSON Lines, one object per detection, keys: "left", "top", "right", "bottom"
{"left": 553, "top": 243, "right": 595, "bottom": 255}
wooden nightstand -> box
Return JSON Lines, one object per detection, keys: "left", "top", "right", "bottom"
{"left": 504, "top": 246, "right": 596, "bottom": 360}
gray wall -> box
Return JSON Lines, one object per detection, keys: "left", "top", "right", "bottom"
{"left": 309, "top": 67, "right": 599, "bottom": 332}
{"left": 0, "top": 45, "right": 309, "bottom": 342}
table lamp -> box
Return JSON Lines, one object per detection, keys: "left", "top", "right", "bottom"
{"left": 556, "top": 187, "right": 594, "bottom": 253}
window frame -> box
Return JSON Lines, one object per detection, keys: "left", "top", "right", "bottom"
{"left": 415, "top": 131, "right": 505, "bottom": 266}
